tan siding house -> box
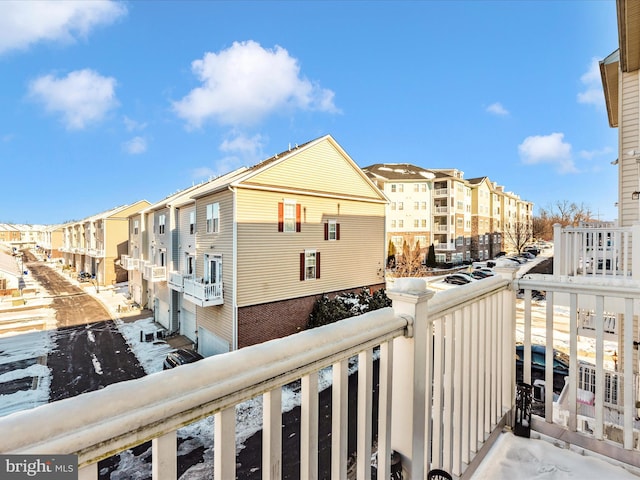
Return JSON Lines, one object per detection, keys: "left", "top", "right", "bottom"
{"left": 601, "top": 3, "right": 640, "bottom": 226}
{"left": 129, "top": 135, "right": 387, "bottom": 354}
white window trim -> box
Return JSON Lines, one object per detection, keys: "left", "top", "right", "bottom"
{"left": 304, "top": 249, "right": 317, "bottom": 280}
{"left": 283, "top": 200, "right": 297, "bottom": 233}
{"left": 206, "top": 203, "right": 220, "bottom": 234}
{"left": 328, "top": 219, "right": 338, "bottom": 241}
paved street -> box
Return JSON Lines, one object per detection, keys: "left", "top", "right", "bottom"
{"left": 0, "top": 251, "right": 145, "bottom": 402}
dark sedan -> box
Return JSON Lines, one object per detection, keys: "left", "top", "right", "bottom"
{"left": 163, "top": 348, "right": 204, "bottom": 370}
{"left": 515, "top": 343, "right": 570, "bottom": 393}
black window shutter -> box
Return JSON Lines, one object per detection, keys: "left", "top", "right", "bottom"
{"left": 300, "top": 252, "right": 305, "bottom": 281}
{"left": 336, "top": 223, "right": 340, "bottom": 240}
{"left": 316, "top": 252, "right": 321, "bottom": 278}
{"left": 324, "top": 223, "right": 328, "bottom": 240}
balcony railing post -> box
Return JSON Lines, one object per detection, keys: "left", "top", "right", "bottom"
{"left": 552, "top": 223, "right": 563, "bottom": 277}
{"left": 631, "top": 223, "right": 640, "bottom": 280}
{"left": 387, "top": 278, "right": 434, "bottom": 480}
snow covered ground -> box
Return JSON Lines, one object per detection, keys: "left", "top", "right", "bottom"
{"left": 1, "top": 258, "right": 638, "bottom": 478}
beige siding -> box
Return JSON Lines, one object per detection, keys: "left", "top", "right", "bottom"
{"left": 620, "top": 70, "right": 640, "bottom": 226}
{"left": 246, "top": 138, "right": 382, "bottom": 200}
{"left": 194, "top": 189, "right": 235, "bottom": 347}
{"left": 235, "top": 188, "right": 385, "bottom": 306}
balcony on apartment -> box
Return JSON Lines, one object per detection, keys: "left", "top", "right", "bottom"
{"left": 433, "top": 205, "right": 450, "bottom": 215}
{"left": 182, "top": 277, "right": 223, "bottom": 306}
{"left": 2, "top": 269, "right": 638, "bottom": 479}
{"left": 86, "top": 243, "right": 105, "bottom": 258}
{"left": 142, "top": 262, "right": 166, "bottom": 283}
{"left": 120, "top": 255, "right": 140, "bottom": 271}
{"left": 167, "top": 271, "right": 193, "bottom": 292}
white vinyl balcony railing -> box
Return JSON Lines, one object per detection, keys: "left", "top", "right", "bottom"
{"left": 433, "top": 187, "right": 449, "bottom": 196}
{"left": 577, "top": 308, "right": 618, "bottom": 340}
{"left": 434, "top": 224, "right": 449, "bottom": 233}
{"left": 517, "top": 273, "right": 640, "bottom": 467}
{"left": 120, "top": 255, "right": 139, "bottom": 271}
{"left": 434, "top": 206, "right": 449, "bottom": 214}
{"left": 553, "top": 223, "right": 639, "bottom": 279}
{"left": 183, "top": 277, "right": 223, "bottom": 306}
{"left": 142, "top": 264, "right": 166, "bottom": 282}
{"left": 87, "top": 247, "right": 105, "bottom": 258}
{"left": 167, "top": 271, "right": 191, "bottom": 292}
{"left": 0, "top": 274, "right": 516, "bottom": 479}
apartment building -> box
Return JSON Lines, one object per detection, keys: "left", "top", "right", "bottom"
{"left": 363, "top": 163, "right": 434, "bottom": 258}
{"left": 468, "top": 177, "right": 502, "bottom": 260}
{"left": 364, "top": 163, "right": 532, "bottom": 264}
{"left": 124, "top": 135, "right": 387, "bottom": 354}
{"left": 59, "top": 201, "right": 150, "bottom": 286}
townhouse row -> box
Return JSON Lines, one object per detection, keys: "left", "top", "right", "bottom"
{"left": 5, "top": 134, "right": 532, "bottom": 353}
{"left": 363, "top": 163, "right": 533, "bottom": 264}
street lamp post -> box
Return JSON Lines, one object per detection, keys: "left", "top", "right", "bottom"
{"left": 95, "top": 258, "right": 101, "bottom": 293}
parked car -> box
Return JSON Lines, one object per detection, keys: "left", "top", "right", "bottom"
{"left": 470, "top": 269, "right": 493, "bottom": 279}
{"left": 475, "top": 267, "right": 495, "bottom": 275}
{"left": 77, "top": 271, "right": 94, "bottom": 283}
{"left": 494, "top": 252, "right": 507, "bottom": 258}
{"left": 163, "top": 348, "right": 204, "bottom": 370}
{"left": 505, "top": 256, "right": 526, "bottom": 264}
{"left": 519, "top": 252, "right": 536, "bottom": 260}
{"left": 524, "top": 247, "right": 540, "bottom": 256}
{"left": 443, "top": 273, "right": 477, "bottom": 285}
{"left": 517, "top": 289, "right": 545, "bottom": 300}
{"left": 515, "top": 344, "right": 569, "bottom": 393}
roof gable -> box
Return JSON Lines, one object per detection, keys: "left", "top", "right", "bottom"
{"left": 234, "top": 135, "right": 386, "bottom": 202}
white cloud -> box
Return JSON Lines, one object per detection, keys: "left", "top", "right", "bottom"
{"left": 123, "top": 136, "right": 147, "bottom": 155}
{"left": 577, "top": 58, "right": 604, "bottom": 108}
{"left": 220, "top": 133, "right": 265, "bottom": 158}
{"left": 486, "top": 102, "right": 509, "bottom": 116}
{"left": 28, "top": 69, "right": 118, "bottom": 130}
{"left": 173, "top": 40, "right": 340, "bottom": 128}
{"left": 123, "top": 116, "right": 147, "bottom": 132}
{"left": 0, "top": 0, "right": 126, "bottom": 55}
{"left": 578, "top": 146, "right": 614, "bottom": 160}
{"left": 518, "top": 132, "right": 577, "bottom": 173}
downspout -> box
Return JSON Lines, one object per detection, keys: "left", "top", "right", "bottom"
{"left": 229, "top": 185, "right": 238, "bottom": 351}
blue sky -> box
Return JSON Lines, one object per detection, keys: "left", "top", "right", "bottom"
{"left": 0, "top": 0, "right": 619, "bottom": 225}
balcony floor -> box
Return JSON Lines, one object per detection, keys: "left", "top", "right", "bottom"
{"left": 470, "top": 430, "right": 640, "bottom": 479}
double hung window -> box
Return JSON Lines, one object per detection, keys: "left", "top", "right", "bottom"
{"left": 206, "top": 203, "right": 219, "bottom": 233}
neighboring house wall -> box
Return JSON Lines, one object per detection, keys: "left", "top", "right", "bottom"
{"left": 194, "top": 189, "right": 235, "bottom": 351}
{"left": 235, "top": 189, "right": 385, "bottom": 307}
{"left": 620, "top": 69, "right": 640, "bottom": 227}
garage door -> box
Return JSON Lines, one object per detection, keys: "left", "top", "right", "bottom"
{"left": 155, "top": 299, "right": 170, "bottom": 330}
{"left": 180, "top": 310, "right": 197, "bottom": 343}
{"left": 198, "top": 328, "right": 229, "bottom": 357}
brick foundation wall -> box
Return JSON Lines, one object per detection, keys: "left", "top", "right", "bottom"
{"left": 237, "top": 283, "right": 386, "bottom": 348}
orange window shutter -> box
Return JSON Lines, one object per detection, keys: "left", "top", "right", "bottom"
{"left": 278, "top": 202, "right": 284, "bottom": 232}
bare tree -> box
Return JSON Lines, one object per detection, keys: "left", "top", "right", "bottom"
{"left": 504, "top": 220, "right": 533, "bottom": 253}
{"left": 533, "top": 200, "right": 596, "bottom": 241}
{"left": 394, "top": 238, "right": 424, "bottom": 277}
